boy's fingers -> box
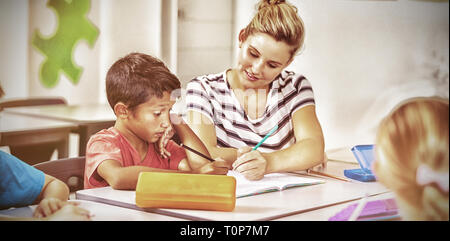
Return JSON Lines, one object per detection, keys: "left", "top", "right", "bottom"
{"left": 42, "top": 205, "right": 52, "bottom": 217}
{"left": 164, "top": 149, "right": 171, "bottom": 157}
{"left": 49, "top": 200, "right": 60, "bottom": 213}
{"left": 214, "top": 167, "right": 229, "bottom": 175}
{"left": 213, "top": 158, "right": 231, "bottom": 169}
{"left": 33, "top": 206, "right": 43, "bottom": 218}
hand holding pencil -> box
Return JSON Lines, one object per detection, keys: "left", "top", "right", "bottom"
{"left": 232, "top": 125, "right": 278, "bottom": 181}
{"left": 232, "top": 146, "right": 267, "bottom": 181}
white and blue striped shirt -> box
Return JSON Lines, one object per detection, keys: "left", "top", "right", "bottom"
{"left": 183, "top": 70, "right": 315, "bottom": 153}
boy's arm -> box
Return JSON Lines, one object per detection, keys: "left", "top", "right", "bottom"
{"left": 34, "top": 174, "right": 69, "bottom": 204}
{"left": 97, "top": 159, "right": 187, "bottom": 190}
{"left": 33, "top": 174, "right": 73, "bottom": 218}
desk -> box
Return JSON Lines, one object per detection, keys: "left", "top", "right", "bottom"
{"left": 75, "top": 160, "right": 389, "bottom": 221}
{"left": 0, "top": 112, "right": 76, "bottom": 164}
{"left": 326, "top": 146, "right": 359, "bottom": 164}
{"left": 4, "top": 104, "right": 116, "bottom": 156}
{"left": 0, "top": 200, "right": 186, "bottom": 221}
{"left": 274, "top": 192, "right": 396, "bottom": 220}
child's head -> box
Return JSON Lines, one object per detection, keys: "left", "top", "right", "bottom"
{"left": 106, "top": 52, "right": 180, "bottom": 112}
{"left": 374, "top": 97, "right": 449, "bottom": 220}
{"left": 106, "top": 53, "right": 180, "bottom": 143}
{"left": 240, "top": 0, "right": 305, "bottom": 59}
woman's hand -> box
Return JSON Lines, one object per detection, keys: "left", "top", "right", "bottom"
{"left": 232, "top": 146, "right": 267, "bottom": 180}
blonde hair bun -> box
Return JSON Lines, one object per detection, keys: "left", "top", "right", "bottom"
{"left": 258, "top": 0, "right": 286, "bottom": 10}
{"left": 242, "top": 0, "right": 304, "bottom": 58}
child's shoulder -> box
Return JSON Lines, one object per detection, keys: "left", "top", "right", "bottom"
{"left": 87, "top": 127, "right": 122, "bottom": 144}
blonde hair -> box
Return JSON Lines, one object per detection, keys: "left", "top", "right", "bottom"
{"left": 375, "top": 97, "right": 449, "bottom": 220}
{"left": 240, "top": 0, "right": 305, "bottom": 58}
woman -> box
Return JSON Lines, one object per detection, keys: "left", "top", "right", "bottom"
{"left": 183, "top": 0, "right": 325, "bottom": 180}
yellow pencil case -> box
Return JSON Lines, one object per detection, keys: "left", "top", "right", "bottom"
{"left": 135, "top": 172, "right": 236, "bottom": 212}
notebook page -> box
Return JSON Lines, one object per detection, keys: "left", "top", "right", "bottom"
{"left": 227, "top": 171, "right": 324, "bottom": 198}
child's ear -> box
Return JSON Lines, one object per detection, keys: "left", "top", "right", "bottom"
{"left": 114, "top": 102, "right": 129, "bottom": 119}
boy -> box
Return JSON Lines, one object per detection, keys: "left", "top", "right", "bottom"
{"left": 0, "top": 86, "right": 90, "bottom": 220}
{"left": 0, "top": 151, "right": 91, "bottom": 220}
{"left": 84, "top": 53, "right": 229, "bottom": 190}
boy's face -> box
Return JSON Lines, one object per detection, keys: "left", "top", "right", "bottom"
{"left": 126, "top": 91, "right": 175, "bottom": 143}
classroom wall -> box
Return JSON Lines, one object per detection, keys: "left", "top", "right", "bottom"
{"left": 177, "top": 0, "right": 233, "bottom": 87}
{"left": 97, "top": 0, "right": 165, "bottom": 104}
{"left": 0, "top": 0, "right": 29, "bottom": 99}
{"left": 233, "top": 0, "right": 449, "bottom": 150}
{"left": 1, "top": 0, "right": 168, "bottom": 105}
{"left": 28, "top": 0, "right": 101, "bottom": 104}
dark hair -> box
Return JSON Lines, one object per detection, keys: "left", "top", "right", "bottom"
{"left": 106, "top": 52, "right": 180, "bottom": 111}
{"left": 0, "top": 84, "right": 4, "bottom": 98}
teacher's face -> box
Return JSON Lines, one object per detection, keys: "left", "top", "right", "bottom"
{"left": 237, "top": 32, "right": 293, "bottom": 89}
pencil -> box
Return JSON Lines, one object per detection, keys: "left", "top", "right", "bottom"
{"left": 180, "top": 143, "right": 215, "bottom": 162}
{"left": 307, "top": 169, "right": 350, "bottom": 182}
{"left": 349, "top": 193, "right": 369, "bottom": 221}
{"left": 253, "top": 125, "right": 278, "bottom": 151}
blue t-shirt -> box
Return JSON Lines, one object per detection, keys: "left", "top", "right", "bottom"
{"left": 0, "top": 151, "right": 45, "bottom": 209}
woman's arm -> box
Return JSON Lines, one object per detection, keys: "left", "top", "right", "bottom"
{"left": 264, "top": 105, "right": 325, "bottom": 173}
{"left": 171, "top": 113, "right": 231, "bottom": 173}
{"left": 185, "top": 110, "right": 238, "bottom": 165}
{"left": 231, "top": 105, "right": 325, "bottom": 180}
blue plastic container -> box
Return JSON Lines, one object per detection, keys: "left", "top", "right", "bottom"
{"left": 344, "top": 145, "right": 377, "bottom": 182}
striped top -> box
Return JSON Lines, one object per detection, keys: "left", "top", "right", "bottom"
{"left": 183, "top": 70, "right": 315, "bottom": 153}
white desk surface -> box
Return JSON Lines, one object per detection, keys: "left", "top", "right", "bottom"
{"left": 0, "top": 200, "right": 185, "bottom": 221}
{"left": 4, "top": 104, "right": 116, "bottom": 123}
{"left": 76, "top": 169, "right": 389, "bottom": 221}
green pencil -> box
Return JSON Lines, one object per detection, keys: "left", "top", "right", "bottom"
{"left": 253, "top": 125, "right": 278, "bottom": 150}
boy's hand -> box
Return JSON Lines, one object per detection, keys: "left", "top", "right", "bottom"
{"left": 43, "top": 202, "right": 91, "bottom": 221}
{"left": 34, "top": 199, "right": 91, "bottom": 220}
{"left": 157, "top": 126, "right": 174, "bottom": 158}
{"left": 34, "top": 197, "right": 65, "bottom": 218}
{"left": 195, "top": 157, "right": 230, "bottom": 175}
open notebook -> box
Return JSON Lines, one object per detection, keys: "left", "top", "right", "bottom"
{"left": 227, "top": 171, "right": 325, "bottom": 198}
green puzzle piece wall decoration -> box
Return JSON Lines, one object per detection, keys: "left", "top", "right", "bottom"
{"left": 32, "top": 0, "right": 99, "bottom": 88}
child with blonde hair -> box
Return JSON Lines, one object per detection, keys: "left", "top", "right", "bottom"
{"left": 374, "top": 97, "right": 449, "bottom": 220}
